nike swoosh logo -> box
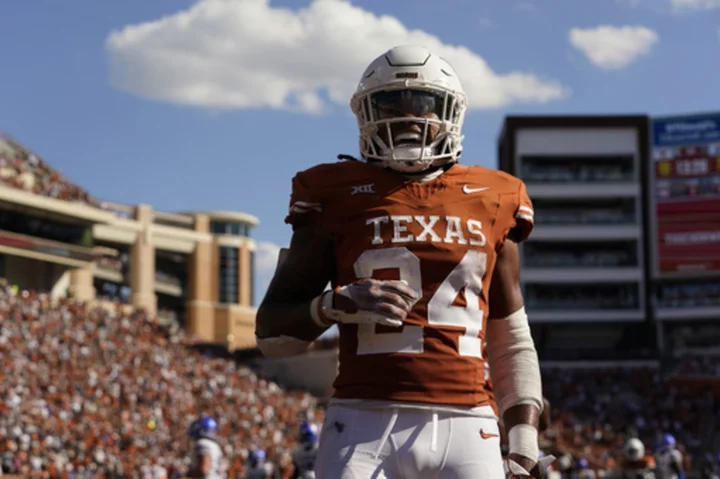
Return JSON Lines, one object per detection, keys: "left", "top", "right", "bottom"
{"left": 463, "top": 186, "right": 489, "bottom": 194}
{"left": 480, "top": 429, "right": 499, "bottom": 439}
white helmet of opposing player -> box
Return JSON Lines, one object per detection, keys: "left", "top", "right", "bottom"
{"left": 350, "top": 45, "right": 468, "bottom": 173}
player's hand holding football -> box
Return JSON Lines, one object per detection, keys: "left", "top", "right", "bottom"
{"left": 312, "top": 279, "right": 418, "bottom": 328}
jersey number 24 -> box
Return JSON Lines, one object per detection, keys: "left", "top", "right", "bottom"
{"left": 353, "top": 247, "right": 487, "bottom": 358}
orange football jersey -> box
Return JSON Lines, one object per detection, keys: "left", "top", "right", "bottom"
{"left": 484, "top": 357, "right": 499, "bottom": 416}
{"left": 285, "top": 160, "right": 534, "bottom": 407}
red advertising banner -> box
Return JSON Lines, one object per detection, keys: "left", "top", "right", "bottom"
{"left": 656, "top": 198, "right": 720, "bottom": 273}
{"left": 652, "top": 114, "right": 720, "bottom": 276}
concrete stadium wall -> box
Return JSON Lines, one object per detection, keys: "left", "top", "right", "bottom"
{"left": 3, "top": 255, "right": 67, "bottom": 294}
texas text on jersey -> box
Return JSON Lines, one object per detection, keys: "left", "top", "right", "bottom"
{"left": 285, "top": 159, "right": 534, "bottom": 407}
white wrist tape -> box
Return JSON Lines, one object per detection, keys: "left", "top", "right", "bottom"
{"left": 508, "top": 424, "right": 539, "bottom": 460}
{"left": 309, "top": 291, "right": 335, "bottom": 327}
{"left": 486, "top": 307, "right": 543, "bottom": 416}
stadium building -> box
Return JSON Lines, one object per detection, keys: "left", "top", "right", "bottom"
{"left": 0, "top": 134, "right": 258, "bottom": 351}
{"left": 498, "top": 116, "right": 657, "bottom": 361}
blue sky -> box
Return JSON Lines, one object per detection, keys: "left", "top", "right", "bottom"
{"left": 2, "top": 0, "right": 718, "bottom": 302}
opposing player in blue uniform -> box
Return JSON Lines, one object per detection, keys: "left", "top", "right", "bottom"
{"left": 187, "top": 416, "right": 227, "bottom": 479}
{"left": 655, "top": 434, "right": 684, "bottom": 479}
{"left": 292, "top": 422, "right": 319, "bottom": 479}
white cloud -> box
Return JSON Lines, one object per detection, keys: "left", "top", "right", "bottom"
{"left": 253, "top": 240, "right": 282, "bottom": 303}
{"left": 569, "top": 25, "right": 658, "bottom": 70}
{"left": 105, "top": 0, "right": 567, "bottom": 114}
{"left": 670, "top": 0, "right": 720, "bottom": 10}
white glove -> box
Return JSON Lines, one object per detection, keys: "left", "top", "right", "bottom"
{"left": 312, "top": 279, "right": 419, "bottom": 328}
{"left": 504, "top": 455, "right": 556, "bottom": 479}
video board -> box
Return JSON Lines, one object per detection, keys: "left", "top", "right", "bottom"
{"left": 651, "top": 112, "right": 720, "bottom": 276}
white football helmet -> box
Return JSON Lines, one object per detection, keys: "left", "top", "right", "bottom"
{"left": 624, "top": 438, "right": 645, "bottom": 462}
{"left": 350, "top": 45, "right": 468, "bottom": 173}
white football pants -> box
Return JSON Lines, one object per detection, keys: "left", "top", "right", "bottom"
{"left": 315, "top": 404, "right": 505, "bottom": 479}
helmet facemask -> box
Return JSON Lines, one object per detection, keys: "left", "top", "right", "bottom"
{"left": 352, "top": 85, "right": 467, "bottom": 174}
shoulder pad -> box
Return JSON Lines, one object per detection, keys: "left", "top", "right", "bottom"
{"left": 285, "top": 162, "right": 374, "bottom": 229}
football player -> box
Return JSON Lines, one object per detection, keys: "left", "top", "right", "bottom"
{"left": 655, "top": 434, "right": 684, "bottom": 479}
{"left": 256, "top": 45, "right": 551, "bottom": 478}
{"left": 186, "top": 416, "right": 227, "bottom": 479}
{"left": 292, "top": 422, "right": 320, "bottom": 479}
{"left": 246, "top": 449, "right": 271, "bottom": 479}
{"left": 618, "top": 437, "right": 655, "bottom": 479}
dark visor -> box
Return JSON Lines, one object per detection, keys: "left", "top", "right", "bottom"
{"left": 371, "top": 90, "right": 445, "bottom": 117}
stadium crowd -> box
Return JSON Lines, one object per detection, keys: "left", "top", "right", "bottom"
{"left": 1, "top": 281, "right": 719, "bottom": 478}
{"left": 673, "top": 355, "right": 720, "bottom": 378}
{"left": 0, "top": 285, "right": 322, "bottom": 478}
{"left": 0, "top": 137, "right": 99, "bottom": 207}
{"left": 541, "top": 366, "right": 720, "bottom": 477}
